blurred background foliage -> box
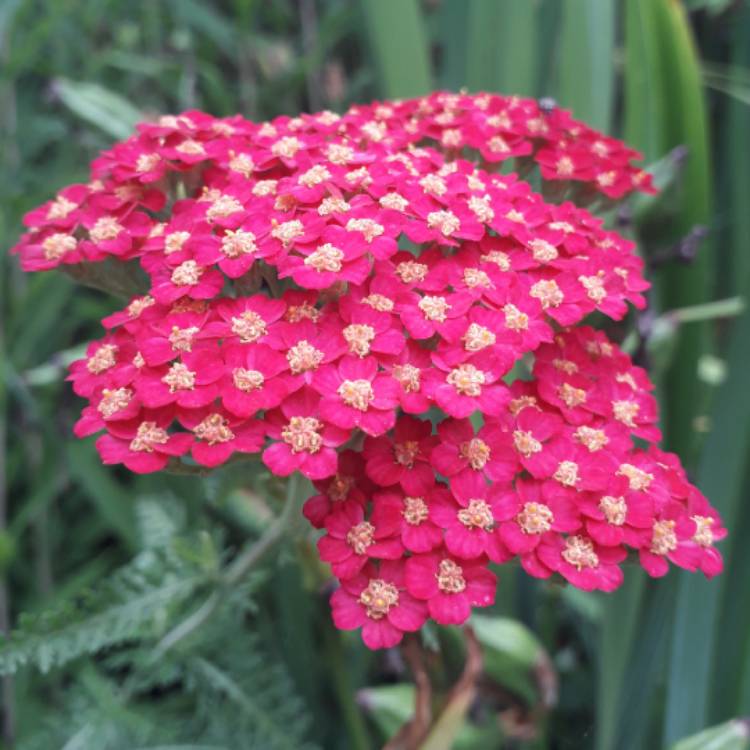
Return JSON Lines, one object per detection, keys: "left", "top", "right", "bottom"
{"left": 1, "top": 0, "right": 750, "bottom": 748}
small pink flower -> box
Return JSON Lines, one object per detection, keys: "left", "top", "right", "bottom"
{"left": 314, "top": 356, "right": 399, "bottom": 436}
{"left": 431, "top": 418, "right": 518, "bottom": 482}
{"left": 430, "top": 472, "right": 510, "bottom": 563}
{"left": 331, "top": 560, "right": 427, "bottom": 649}
{"left": 221, "top": 344, "right": 292, "bottom": 418}
{"left": 405, "top": 550, "right": 497, "bottom": 625}
{"left": 318, "top": 502, "right": 403, "bottom": 580}
{"left": 136, "top": 348, "right": 224, "bottom": 409}
{"left": 263, "top": 387, "right": 349, "bottom": 480}
{"left": 96, "top": 408, "right": 193, "bottom": 473}
{"left": 382, "top": 341, "right": 432, "bottom": 414}
{"left": 537, "top": 534, "right": 626, "bottom": 592}
{"left": 427, "top": 353, "right": 509, "bottom": 419}
{"left": 492, "top": 478, "right": 580, "bottom": 555}
{"left": 279, "top": 226, "right": 371, "bottom": 290}
{"left": 638, "top": 505, "right": 703, "bottom": 578}
{"left": 370, "top": 488, "right": 444, "bottom": 553}
{"left": 363, "top": 416, "right": 437, "bottom": 494}
{"left": 304, "top": 450, "right": 371, "bottom": 528}
{"left": 178, "top": 406, "right": 266, "bottom": 467}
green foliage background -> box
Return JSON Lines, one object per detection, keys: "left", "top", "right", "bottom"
{"left": 1, "top": 1, "right": 749, "bottom": 748}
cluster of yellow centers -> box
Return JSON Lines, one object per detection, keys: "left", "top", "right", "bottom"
{"left": 206, "top": 195, "right": 243, "bottom": 222}
{"left": 359, "top": 579, "right": 399, "bottom": 619}
{"left": 517, "top": 502, "right": 554, "bottom": 534}
{"left": 393, "top": 440, "right": 420, "bottom": 468}
{"left": 363, "top": 293, "right": 394, "bottom": 312}
{"left": 459, "top": 438, "right": 491, "bottom": 470}
{"left": 129, "top": 421, "right": 169, "bottom": 453}
{"left": 600, "top": 496, "right": 627, "bottom": 526}
{"left": 402, "top": 496, "right": 429, "bottom": 525}
{"left": 418, "top": 295, "right": 450, "bottom": 322}
{"left": 282, "top": 416, "right": 323, "bottom": 454}
{"left": 304, "top": 243, "right": 344, "bottom": 273}
{"left": 337, "top": 379, "right": 374, "bottom": 411}
{"left": 392, "top": 364, "right": 421, "bottom": 393}
{"left": 528, "top": 239, "right": 559, "bottom": 264}
{"left": 427, "top": 210, "right": 461, "bottom": 237}
{"left": 436, "top": 559, "right": 466, "bottom": 593}
{"left": 163, "top": 362, "right": 196, "bottom": 392}
{"left": 90, "top": 216, "right": 123, "bottom": 243}
{"left": 343, "top": 324, "right": 375, "bottom": 357}
{"left": 346, "top": 218, "right": 384, "bottom": 243}
{"left": 558, "top": 382, "right": 587, "bottom": 409}
{"left": 562, "top": 536, "right": 600, "bottom": 570}
{"left": 446, "top": 364, "right": 486, "bottom": 397}
{"left": 97, "top": 387, "right": 133, "bottom": 417}
{"left": 271, "top": 219, "right": 304, "bottom": 247}
{"left": 171, "top": 260, "right": 203, "bottom": 286}
{"left": 650, "top": 519, "right": 677, "bottom": 556}
{"left": 287, "top": 340, "right": 324, "bottom": 373}
{"left": 574, "top": 425, "right": 609, "bottom": 452}
{"left": 87, "top": 344, "right": 118, "bottom": 374}
{"left": 221, "top": 229, "right": 257, "bottom": 258}
{"left": 46, "top": 195, "right": 77, "bottom": 222}
{"left": 346, "top": 521, "right": 375, "bottom": 555}
{"left": 503, "top": 303, "right": 529, "bottom": 331}
{"left": 231, "top": 311, "right": 266, "bottom": 343}
{"left": 553, "top": 460, "right": 579, "bottom": 488}
{"left": 169, "top": 325, "right": 199, "bottom": 352}
{"left": 457, "top": 499, "right": 494, "bottom": 530}
{"left": 530, "top": 279, "right": 564, "bottom": 309}
{"left": 194, "top": 413, "right": 234, "bottom": 444}
{"left": 396, "top": 260, "right": 428, "bottom": 284}
{"left": 617, "top": 463, "right": 653, "bottom": 491}
{"left": 612, "top": 400, "right": 640, "bottom": 428}
{"left": 513, "top": 430, "right": 542, "bottom": 457}
{"left": 462, "top": 323, "right": 496, "bottom": 352}
{"left": 691, "top": 516, "right": 715, "bottom": 547}
{"left": 463, "top": 268, "right": 492, "bottom": 289}
{"left": 233, "top": 368, "right": 264, "bottom": 392}
{"left": 42, "top": 233, "right": 77, "bottom": 261}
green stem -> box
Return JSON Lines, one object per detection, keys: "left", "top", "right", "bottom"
{"left": 154, "top": 472, "right": 307, "bottom": 656}
{"left": 668, "top": 295, "right": 745, "bottom": 324}
{"left": 325, "top": 626, "right": 371, "bottom": 750}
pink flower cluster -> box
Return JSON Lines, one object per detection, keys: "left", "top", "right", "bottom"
{"left": 9, "top": 91, "right": 722, "bottom": 650}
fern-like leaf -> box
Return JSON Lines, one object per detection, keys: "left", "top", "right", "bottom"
{"left": 0, "top": 552, "right": 208, "bottom": 675}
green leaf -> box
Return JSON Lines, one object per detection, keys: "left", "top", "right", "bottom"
{"left": 464, "top": 0, "right": 538, "bottom": 96}
{"left": 53, "top": 78, "right": 143, "bottom": 140}
{"left": 471, "top": 614, "right": 546, "bottom": 705}
{"left": 0, "top": 552, "right": 206, "bottom": 675}
{"left": 670, "top": 719, "right": 750, "bottom": 750}
{"left": 67, "top": 441, "right": 138, "bottom": 551}
{"left": 664, "top": 305, "right": 750, "bottom": 742}
{"left": 648, "top": 0, "right": 713, "bottom": 460}
{"left": 358, "top": 683, "right": 415, "bottom": 739}
{"left": 359, "top": 0, "right": 433, "bottom": 98}
{"left": 557, "top": 0, "right": 615, "bottom": 130}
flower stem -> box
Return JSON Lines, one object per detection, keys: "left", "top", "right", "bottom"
{"left": 154, "top": 472, "right": 308, "bottom": 656}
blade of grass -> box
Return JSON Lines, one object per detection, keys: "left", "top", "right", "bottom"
{"left": 359, "top": 0, "right": 432, "bottom": 99}
{"left": 464, "top": 0, "right": 538, "bottom": 96}
{"left": 650, "top": 0, "right": 713, "bottom": 462}
{"left": 596, "top": 4, "right": 665, "bottom": 747}
{"left": 663, "top": 305, "right": 750, "bottom": 743}
{"left": 556, "top": 0, "right": 615, "bottom": 130}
